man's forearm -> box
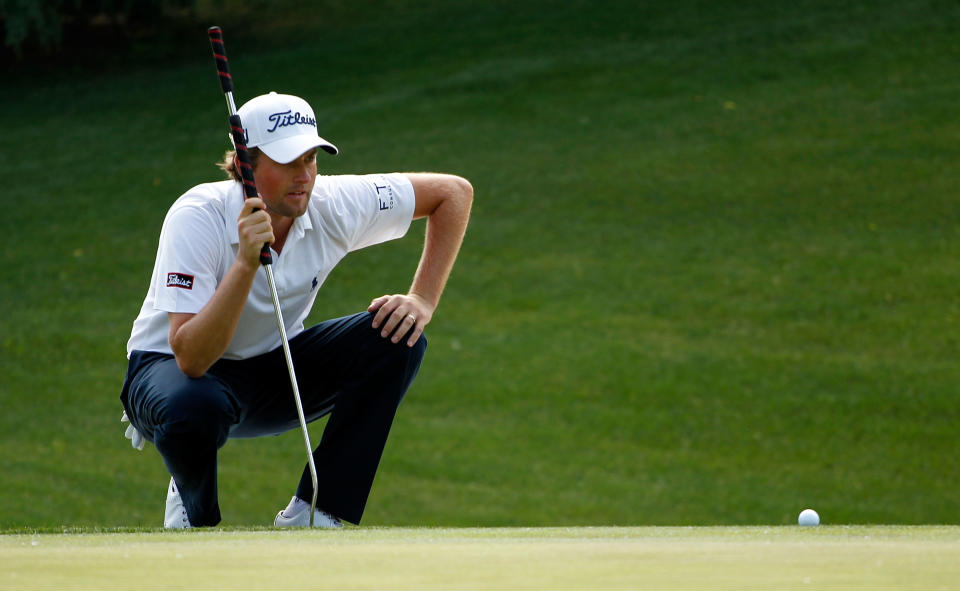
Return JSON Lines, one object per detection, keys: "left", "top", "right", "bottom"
{"left": 169, "top": 258, "right": 259, "bottom": 377}
{"left": 409, "top": 181, "right": 472, "bottom": 308}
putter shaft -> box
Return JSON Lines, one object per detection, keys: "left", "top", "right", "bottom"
{"left": 265, "top": 265, "right": 320, "bottom": 528}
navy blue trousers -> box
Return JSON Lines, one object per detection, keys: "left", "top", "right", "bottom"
{"left": 120, "top": 311, "right": 426, "bottom": 526}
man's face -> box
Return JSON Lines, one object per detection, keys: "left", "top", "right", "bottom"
{"left": 252, "top": 148, "right": 318, "bottom": 219}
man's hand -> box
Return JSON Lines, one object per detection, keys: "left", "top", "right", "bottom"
{"left": 237, "top": 197, "right": 274, "bottom": 269}
{"left": 368, "top": 293, "right": 433, "bottom": 347}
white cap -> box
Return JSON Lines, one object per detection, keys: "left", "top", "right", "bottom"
{"left": 235, "top": 92, "right": 338, "bottom": 163}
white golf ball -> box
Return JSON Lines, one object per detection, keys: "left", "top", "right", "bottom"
{"left": 798, "top": 509, "right": 820, "bottom": 526}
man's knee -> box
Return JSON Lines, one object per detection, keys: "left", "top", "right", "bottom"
{"left": 376, "top": 330, "right": 427, "bottom": 370}
{"left": 408, "top": 333, "right": 427, "bottom": 365}
{"left": 173, "top": 384, "right": 233, "bottom": 423}
{"left": 379, "top": 333, "right": 427, "bottom": 403}
{"left": 150, "top": 378, "right": 236, "bottom": 448}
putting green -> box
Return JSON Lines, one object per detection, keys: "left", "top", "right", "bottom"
{"left": 2, "top": 526, "right": 957, "bottom": 590}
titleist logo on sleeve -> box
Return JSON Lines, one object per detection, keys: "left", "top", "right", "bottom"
{"left": 166, "top": 273, "right": 194, "bottom": 290}
{"left": 267, "top": 110, "right": 317, "bottom": 132}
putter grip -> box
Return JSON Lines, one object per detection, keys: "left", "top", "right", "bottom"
{"left": 229, "top": 114, "right": 273, "bottom": 266}
{"left": 207, "top": 27, "right": 233, "bottom": 93}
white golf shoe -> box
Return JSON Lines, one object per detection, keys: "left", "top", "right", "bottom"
{"left": 274, "top": 496, "right": 343, "bottom": 528}
{"left": 164, "top": 477, "right": 192, "bottom": 529}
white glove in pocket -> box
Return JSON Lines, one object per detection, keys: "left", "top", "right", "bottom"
{"left": 121, "top": 411, "right": 147, "bottom": 451}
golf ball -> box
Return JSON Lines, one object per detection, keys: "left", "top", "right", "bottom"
{"left": 798, "top": 509, "right": 820, "bottom": 526}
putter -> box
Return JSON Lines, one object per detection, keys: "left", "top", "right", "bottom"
{"left": 207, "top": 26, "right": 320, "bottom": 528}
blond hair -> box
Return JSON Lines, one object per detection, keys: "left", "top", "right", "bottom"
{"left": 217, "top": 148, "right": 262, "bottom": 182}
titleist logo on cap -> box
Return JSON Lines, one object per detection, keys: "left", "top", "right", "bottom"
{"left": 166, "top": 272, "right": 194, "bottom": 290}
{"left": 267, "top": 110, "right": 317, "bottom": 132}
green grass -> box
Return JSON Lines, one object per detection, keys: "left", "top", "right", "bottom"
{"left": 2, "top": 526, "right": 959, "bottom": 590}
{"left": 1, "top": 0, "right": 959, "bottom": 529}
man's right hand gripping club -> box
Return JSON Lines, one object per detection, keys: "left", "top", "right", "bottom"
{"left": 236, "top": 197, "right": 275, "bottom": 271}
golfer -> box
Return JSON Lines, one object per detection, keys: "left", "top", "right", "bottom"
{"left": 120, "top": 92, "right": 472, "bottom": 528}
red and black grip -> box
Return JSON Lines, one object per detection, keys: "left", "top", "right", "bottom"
{"left": 208, "top": 26, "right": 272, "bottom": 266}
{"left": 229, "top": 114, "right": 258, "bottom": 199}
{"left": 207, "top": 27, "right": 233, "bottom": 94}
{"left": 229, "top": 114, "right": 272, "bottom": 266}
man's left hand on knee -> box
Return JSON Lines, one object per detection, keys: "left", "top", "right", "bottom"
{"left": 368, "top": 293, "right": 432, "bottom": 346}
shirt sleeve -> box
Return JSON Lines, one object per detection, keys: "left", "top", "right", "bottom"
{"left": 326, "top": 173, "right": 416, "bottom": 252}
{"left": 151, "top": 202, "right": 224, "bottom": 314}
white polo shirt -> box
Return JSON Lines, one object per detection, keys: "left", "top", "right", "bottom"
{"left": 127, "top": 173, "right": 415, "bottom": 359}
